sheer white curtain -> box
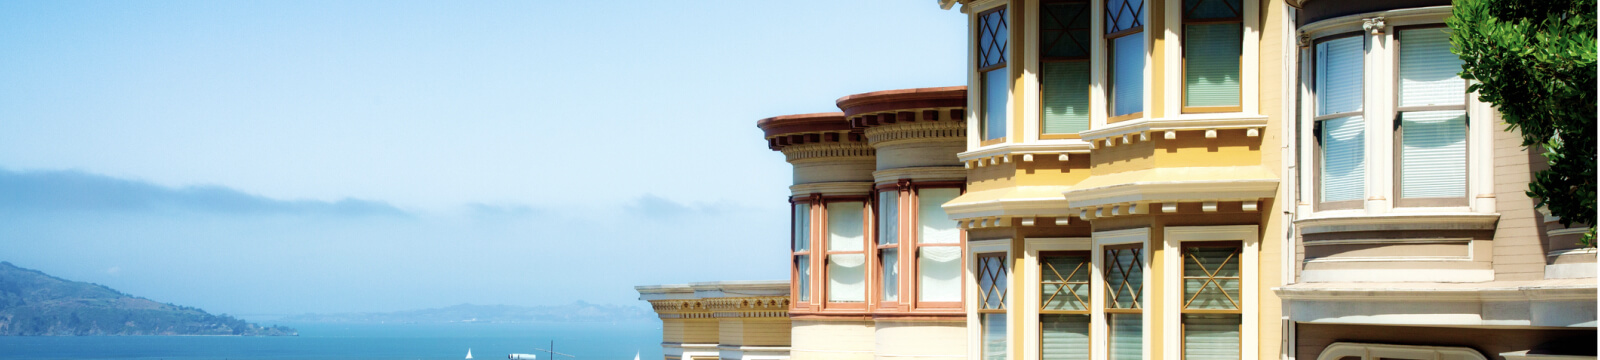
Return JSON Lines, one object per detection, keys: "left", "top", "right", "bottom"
{"left": 917, "top": 189, "right": 961, "bottom": 302}
{"left": 827, "top": 202, "right": 864, "bottom": 302}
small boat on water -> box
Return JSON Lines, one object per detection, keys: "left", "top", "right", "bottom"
{"left": 466, "top": 348, "right": 473, "bottom": 359}
{"left": 633, "top": 351, "right": 640, "bottom": 360}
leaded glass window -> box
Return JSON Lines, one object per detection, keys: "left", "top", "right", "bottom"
{"left": 978, "top": 7, "right": 1010, "bottom": 142}
{"left": 1106, "top": 0, "right": 1145, "bottom": 120}
{"left": 977, "top": 252, "right": 1008, "bottom": 360}
{"left": 1181, "top": 244, "right": 1241, "bottom": 360}
{"left": 1041, "top": 253, "right": 1090, "bottom": 360}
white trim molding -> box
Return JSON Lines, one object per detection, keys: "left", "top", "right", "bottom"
{"left": 1062, "top": 177, "right": 1278, "bottom": 209}
{"left": 1276, "top": 279, "right": 1598, "bottom": 327}
{"left": 1091, "top": 228, "right": 1151, "bottom": 360}
{"left": 1162, "top": 225, "right": 1260, "bottom": 360}
{"left": 1295, "top": 212, "right": 1500, "bottom": 235}
{"left": 1317, "top": 342, "right": 1488, "bottom": 360}
{"left": 966, "top": 239, "right": 1012, "bottom": 360}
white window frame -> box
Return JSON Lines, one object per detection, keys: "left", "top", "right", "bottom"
{"left": 968, "top": 239, "right": 1015, "bottom": 360}
{"left": 1022, "top": 237, "right": 1093, "bottom": 360}
{"left": 1294, "top": 6, "right": 1496, "bottom": 218}
{"left": 1162, "top": 225, "right": 1258, "bottom": 360}
{"left": 967, "top": 0, "right": 1013, "bottom": 151}
{"left": 1090, "top": 228, "right": 1149, "bottom": 360}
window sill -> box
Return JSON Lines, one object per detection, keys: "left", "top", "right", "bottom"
{"left": 1080, "top": 113, "right": 1268, "bottom": 145}
{"left": 1295, "top": 211, "right": 1500, "bottom": 235}
{"left": 956, "top": 141, "right": 1093, "bottom": 167}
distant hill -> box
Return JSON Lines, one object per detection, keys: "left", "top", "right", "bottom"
{"left": 279, "top": 302, "right": 654, "bottom": 324}
{"left": 0, "top": 261, "right": 295, "bottom": 336}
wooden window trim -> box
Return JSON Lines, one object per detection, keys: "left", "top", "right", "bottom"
{"left": 1310, "top": 32, "right": 1367, "bottom": 212}
{"left": 872, "top": 186, "right": 908, "bottom": 311}
{"left": 1039, "top": 250, "right": 1093, "bottom": 315}
{"left": 976, "top": 252, "right": 1009, "bottom": 312}
{"left": 821, "top": 199, "right": 870, "bottom": 310}
{"left": 1178, "top": 241, "right": 1244, "bottom": 360}
{"left": 1102, "top": 243, "right": 1144, "bottom": 313}
{"left": 1390, "top": 24, "right": 1470, "bottom": 208}
{"left": 791, "top": 197, "right": 818, "bottom": 311}
{"left": 909, "top": 183, "right": 967, "bottom": 310}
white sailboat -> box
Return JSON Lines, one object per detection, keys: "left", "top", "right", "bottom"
{"left": 466, "top": 348, "right": 473, "bottom": 359}
{"left": 633, "top": 351, "right": 640, "bottom": 360}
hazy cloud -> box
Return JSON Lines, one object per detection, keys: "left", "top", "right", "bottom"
{"left": 624, "top": 194, "right": 737, "bottom": 220}
{"left": 0, "top": 168, "right": 407, "bottom": 217}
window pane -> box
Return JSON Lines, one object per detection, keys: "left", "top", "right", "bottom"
{"left": 982, "top": 313, "right": 1008, "bottom": 360}
{"left": 1043, "top": 61, "right": 1091, "bottom": 134}
{"left": 1111, "top": 34, "right": 1145, "bottom": 117}
{"left": 918, "top": 188, "right": 962, "bottom": 244}
{"left": 1320, "top": 115, "right": 1365, "bottom": 203}
{"left": 881, "top": 248, "right": 899, "bottom": 302}
{"left": 978, "top": 254, "right": 1009, "bottom": 310}
{"left": 1105, "top": 247, "right": 1144, "bottom": 309}
{"left": 919, "top": 246, "right": 962, "bottom": 302}
{"left": 1182, "top": 314, "right": 1241, "bottom": 360}
{"left": 828, "top": 202, "right": 864, "bottom": 251}
{"left": 796, "top": 255, "right": 810, "bottom": 301}
{"left": 1316, "top": 36, "right": 1363, "bottom": 116}
{"left": 1042, "top": 314, "right": 1090, "bottom": 360}
{"left": 1110, "top": 313, "right": 1143, "bottom": 360}
{"left": 985, "top": 68, "right": 1009, "bottom": 140}
{"left": 1400, "top": 110, "right": 1467, "bottom": 199}
{"left": 1398, "top": 28, "right": 1464, "bottom": 107}
{"left": 828, "top": 254, "right": 866, "bottom": 302}
{"left": 1042, "top": 255, "right": 1090, "bottom": 311}
{"left": 1042, "top": 2, "right": 1091, "bottom": 58}
{"left": 878, "top": 191, "right": 898, "bottom": 245}
{"left": 979, "top": 9, "right": 1009, "bottom": 69}
{"left": 1106, "top": 0, "right": 1145, "bottom": 34}
{"left": 1184, "top": 0, "right": 1241, "bottom": 19}
{"left": 793, "top": 203, "right": 810, "bottom": 252}
{"left": 1183, "top": 246, "right": 1241, "bottom": 310}
{"left": 1184, "top": 23, "right": 1241, "bottom": 107}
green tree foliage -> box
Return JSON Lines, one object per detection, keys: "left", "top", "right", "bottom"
{"left": 1448, "top": 0, "right": 1597, "bottom": 246}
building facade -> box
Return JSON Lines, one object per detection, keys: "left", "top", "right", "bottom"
{"left": 637, "top": 281, "right": 793, "bottom": 360}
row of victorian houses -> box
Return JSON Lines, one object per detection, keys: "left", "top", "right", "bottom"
{"left": 636, "top": 1, "right": 1598, "bottom": 360}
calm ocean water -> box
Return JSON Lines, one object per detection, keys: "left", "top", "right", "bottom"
{"left": 0, "top": 321, "right": 663, "bottom": 360}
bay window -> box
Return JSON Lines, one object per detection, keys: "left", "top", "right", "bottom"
{"left": 1040, "top": 0, "right": 1092, "bottom": 138}
{"left": 792, "top": 202, "right": 812, "bottom": 303}
{"left": 1394, "top": 26, "right": 1467, "bottom": 206}
{"left": 1104, "top": 244, "right": 1143, "bottom": 360}
{"left": 1182, "top": 0, "right": 1243, "bottom": 112}
{"left": 916, "top": 187, "right": 963, "bottom": 305}
{"left": 1106, "top": 0, "right": 1145, "bottom": 122}
{"left": 1313, "top": 34, "right": 1365, "bottom": 210}
{"left": 977, "top": 253, "right": 1009, "bottom": 360}
{"left": 1180, "top": 243, "right": 1242, "bottom": 360}
{"left": 1040, "top": 252, "right": 1091, "bottom": 360}
{"left": 877, "top": 189, "right": 901, "bottom": 304}
{"left": 826, "top": 201, "right": 867, "bottom": 305}
{"left": 979, "top": 7, "right": 1010, "bottom": 145}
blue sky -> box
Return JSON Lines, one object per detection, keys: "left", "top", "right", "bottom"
{"left": 0, "top": 1, "right": 965, "bottom": 315}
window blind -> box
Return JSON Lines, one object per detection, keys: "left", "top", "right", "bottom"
{"left": 918, "top": 189, "right": 961, "bottom": 244}
{"left": 1042, "top": 255, "right": 1090, "bottom": 311}
{"left": 1315, "top": 36, "right": 1363, "bottom": 116}
{"left": 982, "top": 313, "right": 1008, "bottom": 360}
{"left": 878, "top": 191, "right": 898, "bottom": 245}
{"left": 828, "top": 202, "right": 864, "bottom": 251}
{"left": 919, "top": 246, "right": 962, "bottom": 302}
{"left": 1110, "top": 314, "right": 1143, "bottom": 360}
{"left": 793, "top": 203, "right": 809, "bottom": 252}
{"left": 1043, "top": 61, "right": 1091, "bottom": 134}
{"left": 985, "top": 68, "right": 1009, "bottom": 140}
{"left": 1398, "top": 28, "right": 1464, "bottom": 108}
{"left": 1182, "top": 314, "right": 1241, "bottom": 360}
{"left": 881, "top": 248, "right": 899, "bottom": 302}
{"left": 1041, "top": 314, "right": 1090, "bottom": 360}
{"left": 1183, "top": 247, "right": 1240, "bottom": 310}
{"left": 1400, "top": 110, "right": 1467, "bottom": 199}
{"left": 796, "top": 255, "right": 810, "bottom": 301}
{"left": 1319, "top": 115, "right": 1365, "bottom": 202}
{"left": 1184, "top": 23, "right": 1242, "bottom": 107}
{"left": 1112, "top": 35, "right": 1145, "bottom": 116}
{"left": 828, "top": 254, "right": 866, "bottom": 302}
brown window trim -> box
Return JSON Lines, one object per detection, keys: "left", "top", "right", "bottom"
{"left": 1038, "top": 250, "right": 1092, "bottom": 360}
{"left": 872, "top": 186, "right": 908, "bottom": 311}
{"left": 1102, "top": 243, "right": 1144, "bottom": 312}
{"left": 1108, "top": 112, "right": 1143, "bottom": 123}
{"left": 791, "top": 197, "right": 819, "bottom": 311}
{"left": 1309, "top": 32, "right": 1367, "bottom": 212}
{"left": 1391, "top": 24, "right": 1470, "bottom": 209}
{"left": 821, "top": 199, "right": 870, "bottom": 310}
{"left": 980, "top": 137, "right": 1008, "bottom": 147}
{"left": 909, "top": 183, "right": 967, "bottom": 310}
{"left": 975, "top": 252, "right": 1009, "bottom": 313}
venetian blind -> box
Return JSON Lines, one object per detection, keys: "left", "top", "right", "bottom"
{"left": 1182, "top": 314, "right": 1241, "bottom": 360}
{"left": 1315, "top": 36, "right": 1363, "bottom": 116}
{"left": 1320, "top": 115, "right": 1365, "bottom": 202}
{"left": 1399, "top": 111, "right": 1467, "bottom": 199}
{"left": 1398, "top": 28, "right": 1465, "bottom": 108}
{"left": 1110, "top": 314, "right": 1143, "bottom": 360}
{"left": 1043, "top": 61, "right": 1091, "bottom": 134}
{"left": 983, "top": 313, "right": 1009, "bottom": 360}
{"left": 1184, "top": 23, "right": 1242, "bottom": 107}
{"left": 1041, "top": 314, "right": 1090, "bottom": 360}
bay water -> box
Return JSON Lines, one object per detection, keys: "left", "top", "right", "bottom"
{"left": 0, "top": 321, "right": 663, "bottom": 360}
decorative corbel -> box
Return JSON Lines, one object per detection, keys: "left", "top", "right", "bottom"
{"left": 1297, "top": 31, "right": 1312, "bottom": 49}
{"left": 1362, "top": 17, "right": 1386, "bottom": 35}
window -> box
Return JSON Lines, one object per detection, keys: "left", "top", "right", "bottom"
{"left": 1040, "top": 252, "right": 1091, "bottom": 360}
{"left": 1394, "top": 26, "right": 1467, "bottom": 207}
{"left": 1182, "top": 0, "right": 1243, "bottom": 112}
{"left": 979, "top": 7, "right": 1010, "bottom": 144}
{"left": 916, "top": 188, "right": 963, "bottom": 305}
{"left": 1180, "top": 243, "right": 1241, "bottom": 360}
{"left": 792, "top": 202, "right": 811, "bottom": 303}
{"left": 977, "top": 253, "right": 1009, "bottom": 360}
{"left": 877, "top": 189, "right": 901, "bottom": 303}
{"left": 1104, "top": 244, "right": 1143, "bottom": 360}
{"left": 1106, "top": 0, "right": 1145, "bottom": 122}
{"left": 1313, "top": 34, "right": 1365, "bottom": 210}
{"left": 826, "top": 201, "right": 866, "bottom": 304}
{"left": 1040, "top": 0, "right": 1092, "bottom": 138}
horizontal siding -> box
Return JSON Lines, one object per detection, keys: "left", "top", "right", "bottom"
{"left": 1492, "top": 125, "right": 1549, "bottom": 281}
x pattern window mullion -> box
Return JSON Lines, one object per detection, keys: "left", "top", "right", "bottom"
{"left": 1181, "top": 247, "right": 1241, "bottom": 310}
{"left": 978, "top": 255, "right": 1008, "bottom": 310}
{"left": 1106, "top": 0, "right": 1144, "bottom": 34}
{"left": 978, "top": 9, "right": 1009, "bottom": 69}
{"left": 1041, "top": 258, "right": 1090, "bottom": 312}
{"left": 1104, "top": 247, "right": 1143, "bottom": 309}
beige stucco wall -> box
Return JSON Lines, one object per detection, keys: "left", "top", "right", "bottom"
{"left": 790, "top": 319, "right": 875, "bottom": 360}
{"left": 873, "top": 320, "right": 967, "bottom": 360}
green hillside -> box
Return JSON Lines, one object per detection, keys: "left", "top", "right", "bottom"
{"left": 0, "top": 261, "right": 295, "bottom": 336}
